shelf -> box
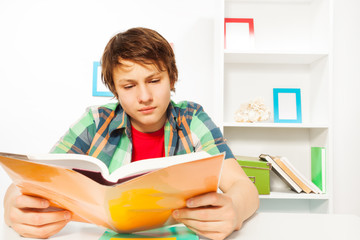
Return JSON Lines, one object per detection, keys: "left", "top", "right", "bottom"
{"left": 223, "top": 122, "right": 329, "bottom": 129}
{"left": 222, "top": 0, "right": 332, "bottom": 213}
{"left": 224, "top": 50, "right": 328, "bottom": 64}
{"left": 260, "top": 190, "right": 330, "bottom": 200}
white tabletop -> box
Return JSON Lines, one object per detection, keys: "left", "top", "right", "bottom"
{"left": 2, "top": 212, "right": 360, "bottom": 240}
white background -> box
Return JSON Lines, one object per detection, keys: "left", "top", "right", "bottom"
{"left": 332, "top": 0, "right": 360, "bottom": 216}
{"left": 0, "top": 0, "right": 359, "bottom": 219}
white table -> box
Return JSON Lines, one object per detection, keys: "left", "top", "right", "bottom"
{"left": 2, "top": 212, "right": 360, "bottom": 240}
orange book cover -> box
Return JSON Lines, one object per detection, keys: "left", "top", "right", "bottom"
{"left": 272, "top": 157, "right": 312, "bottom": 194}
{"left": 0, "top": 152, "right": 224, "bottom": 233}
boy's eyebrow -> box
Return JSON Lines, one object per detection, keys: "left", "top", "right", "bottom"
{"left": 117, "top": 78, "right": 136, "bottom": 83}
{"left": 145, "top": 72, "right": 162, "bottom": 79}
{"left": 117, "top": 71, "right": 162, "bottom": 82}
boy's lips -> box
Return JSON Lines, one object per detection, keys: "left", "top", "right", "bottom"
{"left": 139, "top": 106, "right": 156, "bottom": 114}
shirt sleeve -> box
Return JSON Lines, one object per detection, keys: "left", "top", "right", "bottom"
{"left": 50, "top": 108, "right": 96, "bottom": 154}
{"left": 190, "top": 105, "right": 235, "bottom": 160}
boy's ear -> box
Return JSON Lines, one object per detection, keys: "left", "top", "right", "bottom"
{"left": 170, "top": 81, "right": 175, "bottom": 91}
{"left": 170, "top": 82, "right": 175, "bottom": 91}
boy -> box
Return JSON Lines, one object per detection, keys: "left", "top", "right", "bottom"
{"left": 3, "top": 27, "right": 259, "bottom": 239}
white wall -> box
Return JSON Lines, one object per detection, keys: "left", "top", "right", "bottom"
{"left": 0, "top": 0, "right": 219, "bottom": 154}
{"left": 0, "top": 0, "right": 219, "bottom": 218}
{"left": 332, "top": 0, "right": 360, "bottom": 216}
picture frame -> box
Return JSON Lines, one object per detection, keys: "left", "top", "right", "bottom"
{"left": 273, "top": 88, "right": 302, "bottom": 123}
{"left": 92, "top": 61, "right": 113, "bottom": 97}
{"left": 224, "top": 18, "right": 254, "bottom": 49}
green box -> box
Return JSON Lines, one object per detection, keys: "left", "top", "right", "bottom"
{"left": 236, "top": 156, "right": 272, "bottom": 195}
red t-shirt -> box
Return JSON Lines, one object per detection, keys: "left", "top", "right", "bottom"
{"left": 131, "top": 125, "right": 165, "bottom": 162}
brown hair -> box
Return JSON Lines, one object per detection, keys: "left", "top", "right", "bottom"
{"left": 101, "top": 27, "right": 178, "bottom": 98}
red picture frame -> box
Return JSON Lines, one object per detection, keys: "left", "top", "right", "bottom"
{"left": 224, "top": 18, "right": 254, "bottom": 49}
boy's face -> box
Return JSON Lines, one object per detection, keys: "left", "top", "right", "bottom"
{"left": 113, "top": 59, "right": 173, "bottom": 133}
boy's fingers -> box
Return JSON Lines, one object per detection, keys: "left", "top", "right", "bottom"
{"left": 186, "top": 225, "right": 228, "bottom": 240}
{"left": 186, "top": 192, "right": 229, "bottom": 208}
{"left": 177, "top": 218, "right": 223, "bottom": 232}
{"left": 11, "top": 219, "right": 69, "bottom": 239}
{"left": 15, "top": 195, "right": 49, "bottom": 209}
{"left": 173, "top": 206, "right": 223, "bottom": 222}
{"left": 17, "top": 208, "right": 72, "bottom": 226}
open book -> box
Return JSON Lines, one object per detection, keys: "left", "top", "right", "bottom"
{"left": 0, "top": 151, "right": 224, "bottom": 232}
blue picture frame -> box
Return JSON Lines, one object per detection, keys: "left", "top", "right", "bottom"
{"left": 92, "top": 61, "right": 113, "bottom": 97}
{"left": 273, "top": 88, "right": 302, "bottom": 123}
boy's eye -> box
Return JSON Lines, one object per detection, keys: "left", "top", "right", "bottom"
{"left": 150, "top": 79, "right": 160, "bottom": 83}
{"left": 124, "top": 85, "right": 134, "bottom": 89}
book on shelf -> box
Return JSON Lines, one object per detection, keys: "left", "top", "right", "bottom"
{"left": 0, "top": 151, "right": 224, "bottom": 233}
{"left": 259, "top": 154, "right": 322, "bottom": 194}
{"left": 311, "top": 147, "right": 326, "bottom": 193}
{"left": 259, "top": 154, "right": 302, "bottom": 193}
{"left": 272, "top": 156, "right": 312, "bottom": 194}
{"left": 99, "top": 224, "right": 198, "bottom": 240}
{"left": 276, "top": 156, "right": 322, "bottom": 194}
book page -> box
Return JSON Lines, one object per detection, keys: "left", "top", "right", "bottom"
{"left": 27, "top": 153, "right": 109, "bottom": 176}
{"left": 108, "top": 151, "right": 211, "bottom": 183}
{"left": 0, "top": 151, "right": 214, "bottom": 185}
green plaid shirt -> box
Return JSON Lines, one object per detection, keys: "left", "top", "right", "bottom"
{"left": 51, "top": 101, "right": 234, "bottom": 173}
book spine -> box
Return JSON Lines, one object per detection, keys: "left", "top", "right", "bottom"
{"left": 311, "top": 147, "right": 326, "bottom": 193}
{"left": 280, "top": 157, "right": 322, "bottom": 194}
{"left": 259, "top": 154, "right": 302, "bottom": 193}
{"left": 273, "top": 158, "right": 312, "bottom": 194}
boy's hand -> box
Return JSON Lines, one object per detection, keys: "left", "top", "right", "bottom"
{"left": 4, "top": 184, "right": 71, "bottom": 239}
{"left": 172, "top": 192, "right": 240, "bottom": 240}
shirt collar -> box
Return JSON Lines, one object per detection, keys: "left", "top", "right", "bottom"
{"left": 108, "top": 101, "right": 180, "bottom": 136}
{"left": 108, "top": 103, "right": 130, "bottom": 136}
{"left": 167, "top": 100, "right": 180, "bottom": 131}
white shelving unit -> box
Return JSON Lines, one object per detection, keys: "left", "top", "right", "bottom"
{"left": 217, "top": 0, "right": 333, "bottom": 213}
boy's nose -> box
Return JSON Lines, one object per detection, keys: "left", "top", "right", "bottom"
{"left": 138, "top": 85, "right": 152, "bottom": 103}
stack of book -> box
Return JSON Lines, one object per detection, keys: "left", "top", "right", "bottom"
{"left": 100, "top": 225, "right": 198, "bottom": 240}
{"left": 259, "top": 154, "right": 322, "bottom": 194}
